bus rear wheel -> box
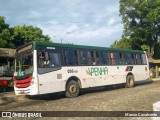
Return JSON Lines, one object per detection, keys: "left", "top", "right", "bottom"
{"left": 65, "top": 80, "right": 80, "bottom": 98}
{"left": 125, "top": 75, "right": 135, "bottom": 88}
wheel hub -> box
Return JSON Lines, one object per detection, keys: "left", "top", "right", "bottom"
{"left": 69, "top": 85, "right": 76, "bottom": 93}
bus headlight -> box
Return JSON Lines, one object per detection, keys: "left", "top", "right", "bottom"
{"left": 30, "top": 77, "right": 35, "bottom": 86}
{"left": 30, "top": 80, "right": 34, "bottom": 86}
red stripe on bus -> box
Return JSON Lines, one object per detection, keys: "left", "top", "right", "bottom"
{"left": 14, "top": 76, "right": 32, "bottom": 84}
{"left": 16, "top": 82, "right": 31, "bottom": 88}
{"left": 14, "top": 76, "right": 32, "bottom": 88}
{"left": 0, "top": 80, "right": 8, "bottom": 86}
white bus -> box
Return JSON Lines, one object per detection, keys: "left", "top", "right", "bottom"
{"left": 13, "top": 42, "right": 149, "bottom": 97}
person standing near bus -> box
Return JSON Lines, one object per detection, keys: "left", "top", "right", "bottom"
{"left": 158, "top": 67, "right": 160, "bottom": 77}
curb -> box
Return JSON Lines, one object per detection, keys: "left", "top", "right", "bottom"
{"left": 152, "top": 78, "right": 160, "bottom": 81}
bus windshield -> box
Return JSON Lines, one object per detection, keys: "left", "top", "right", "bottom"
{"left": 15, "top": 52, "right": 33, "bottom": 77}
{"left": 0, "top": 58, "right": 14, "bottom": 77}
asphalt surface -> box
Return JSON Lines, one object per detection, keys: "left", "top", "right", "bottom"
{"left": 0, "top": 78, "right": 159, "bottom": 105}
{"left": 0, "top": 78, "right": 160, "bottom": 120}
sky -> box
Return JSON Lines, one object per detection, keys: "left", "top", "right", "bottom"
{"left": 0, "top": 0, "right": 123, "bottom": 47}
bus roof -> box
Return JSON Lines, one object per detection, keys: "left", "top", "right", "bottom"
{"left": 0, "top": 48, "right": 15, "bottom": 57}
{"left": 17, "top": 41, "right": 144, "bottom": 53}
{"left": 33, "top": 41, "right": 144, "bottom": 53}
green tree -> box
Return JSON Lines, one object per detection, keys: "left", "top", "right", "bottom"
{"left": 113, "top": 0, "right": 160, "bottom": 58}
{"left": 0, "top": 16, "right": 14, "bottom": 48}
{"left": 11, "top": 25, "right": 51, "bottom": 48}
{"left": 0, "top": 16, "right": 52, "bottom": 48}
{"left": 111, "top": 35, "right": 132, "bottom": 49}
{"left": 153, "top": 39, "right": 160, "bottom": 59}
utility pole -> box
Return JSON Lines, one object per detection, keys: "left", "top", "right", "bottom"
{"left": 60, "top": 32, "right": 71, "bottom": 44}
{"left": 53, "top": 26, "right": 87, "bottom": 44}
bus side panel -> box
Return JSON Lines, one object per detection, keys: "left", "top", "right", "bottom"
{"left": 38, "top": 67, "right": 85, "bottom": 94}
{"left": 133, "top": 65, "right": 149, "bottom": 81}
{"left": 107, "top": 66, "right": 125, "bottom": 85}
{"left": 38, "top": 70, "right": 62, "bottom": 94}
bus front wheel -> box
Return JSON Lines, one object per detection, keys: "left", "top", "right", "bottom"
{"left": 65, "top": 80, "right": 80, "bottom": 98}
{"left": 125, "top": 75, "right": 135, "bottom": 88}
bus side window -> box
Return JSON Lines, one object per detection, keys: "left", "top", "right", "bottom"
{"left": 49, "top": 52, "right": 60, "bottom": 67}
{"left": 124, "top": 53, "right": 134, "bottom": 65}
{"left": 38, "top": 50, "right": 60, "bottom": 68}
{"left": 44, "top": 52, "right": 50, "bottom": 66}
{"left": 80, "top": 50, "right": 87, "bottom": 65}
{"left": 63, "top": 49, "right": 78, "bottom": 65}
{"left": 64, "top": 50, "right": 69, "bottom": 65}
{"left": 86, "top": 51, "right": 96, "bottom": 65}
{"left": 96, "top": 51, "right": 100, "bottom": 65}
{"left": 110, "top": 52, "right": 115, "bottom": 65}
{"left": 136, "top": 53, "right": 142, "bottom": 64}
{"left": 87, "top": 51, "right": 92, "bottom": 65}
{"left": 96, "top": 51, "right": 107, "bottom": 65}
{"left": 119, "top": 53, "right": 124, "bottom": 64}
{"left": 74, "top": 50, "right": 78, "bottom": 65}
{"left": 114, "top": 52, "right": 123, "bottom": 65}
{"left": 38, "top": 52, "right": 45, "bottom": 67}
{"left": 102, "top": 51, "right": 110, "bottom": 65}
{"left": 91, "top": 51, "right": 96, "bottom": 65}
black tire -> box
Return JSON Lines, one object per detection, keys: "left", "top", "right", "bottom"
{"left": 125, "top": 75, "right": 135, "bottom": 88}
{"left": 65, "top": 80, "right": 80, "bottom": 98}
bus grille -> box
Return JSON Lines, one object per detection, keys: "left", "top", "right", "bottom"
{"left": 14, "top": 76, "right": 32, "bottom": 88}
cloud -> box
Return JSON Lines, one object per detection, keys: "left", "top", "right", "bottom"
{"left": 27, "top": 10, "right": 42, "bottom": 18}
{"left": 38, "top": 20, "right": 123, "bottom": 47}
{"left": 0, "top": 0, "right": 122, "bottom": 47}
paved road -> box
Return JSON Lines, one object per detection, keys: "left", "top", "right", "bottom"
{"left": 0, "top": 80, "right": 160, "bottom": 120}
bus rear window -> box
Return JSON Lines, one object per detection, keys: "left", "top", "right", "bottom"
{"left": 135, "top": 54, "right": 142, "bottom": 64}
{"left": 142, "top": 54, "right": 147, "bottom": 65}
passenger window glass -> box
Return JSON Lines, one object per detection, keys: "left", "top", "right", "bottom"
{"left": 86, "top": 51, "right": 96, "bottom": 65}
{"left": 114, "top": 52, "right": 124, "bottom": 65}
{"left": 142, "top": 54, "right": 147, "bottom": 65}
{"left": 109, "top": 52, "right": 115, "bottom": 65}
{"left": 102, "top": 52, "right": 110, "bottom": 65}
{"left": 38, "top": 52, "right": 45, "bottom": 67}
{"left": 124, "top": 53, "right": 135, "bottom": 64}
{"left": 49, "top": 53, "right": 60, "bottom": 67}
{"left": 136, "top": 54, "right": 142, "bottom": 64}
{"left": 87, "top": 51, "right": 92, "bottom": 65}
{"left": 80, "top": 50, "right": 87, "bottom": 65}
{"left": 64, "top": 49, "right": 78, "bottom": 65}
{"left": 38, "top": 51, "right": 60, "bottom": 68}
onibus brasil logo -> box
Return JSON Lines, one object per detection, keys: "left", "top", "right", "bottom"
{"left": 86, "top": 67, "right": 108, "bottom": 76}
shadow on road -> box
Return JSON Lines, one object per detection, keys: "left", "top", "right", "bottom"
{"left": 0, "top": 87, "right": 14, "bottom": 93}
{"left": 135, "top": 79, "right": 153, "bottom": 86}
{"left": 25, "top": 92, "right": 65, "bottom": 101}
{"left": 26, "top": 79, "right": 154, "bottom": 101}
{"left": 80, "top": 79, "right": 154, "bottom": 96}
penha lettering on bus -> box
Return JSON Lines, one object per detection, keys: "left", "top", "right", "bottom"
{"left": 86, "top": 67, "right": 108, "bottom": 76}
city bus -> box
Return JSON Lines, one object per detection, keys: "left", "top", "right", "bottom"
{"left": 0, "top": 48, "right": 15, "bottom": 90}
{"left": 13, "top": 42, "right": 149, "bottom": 97}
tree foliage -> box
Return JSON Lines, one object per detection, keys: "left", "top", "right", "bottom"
{"left": 0, "top": 16, "right": 14, "bottom": 48}
{"left": 11, "top": 25, "right": 51, "bottom": 48}
{"left": 111, "top": 35, "right": 132, "bottom": 49}
{"left": 0, "top": 16, "right": 51, "bottom": 48}
{"left": 111, "top": 0, "right": 160, "bottom": 58}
